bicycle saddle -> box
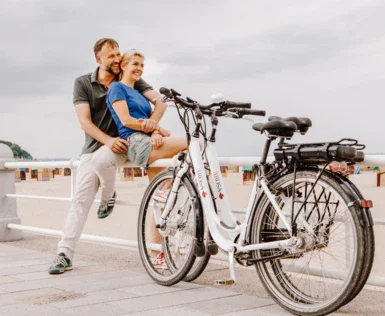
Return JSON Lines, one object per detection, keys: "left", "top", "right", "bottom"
{"left": 268, "top": 116, "right": 312, "bottom": 134}
{"left": 252, "top": 120, "right": 297, "bottom": 138}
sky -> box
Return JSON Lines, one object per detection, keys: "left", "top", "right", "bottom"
{"left": 0, "top": 0, "right": 384, "bottom": 159}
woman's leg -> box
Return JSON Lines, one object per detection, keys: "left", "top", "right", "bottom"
{"left": 147, "top": 137, "right": 188, "bottom": 257}
{"left": 147, "top": 137, "right": 188, "bottom": 165}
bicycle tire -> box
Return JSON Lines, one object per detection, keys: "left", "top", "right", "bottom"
{"left": 137, "top": 169, "right": 199, "bottom": 286}
{"left": 250, "top": 169, "right": 366, "bottom": 316}
{"left": 183, "top": 181, "right": 217, "bottom": 282}
{"left": 183, "top": 224, "right": 211, "bottom": 282}
{"left": 335, "top": 174, "right": 375, "bottom": 305}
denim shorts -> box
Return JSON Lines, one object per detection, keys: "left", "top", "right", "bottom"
{"left": 126, "top": 132, "right": 152, "bottom": 168}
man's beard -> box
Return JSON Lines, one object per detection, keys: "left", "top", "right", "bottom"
{"left": 105, "top": 64, "right": 120, "bottom": 75}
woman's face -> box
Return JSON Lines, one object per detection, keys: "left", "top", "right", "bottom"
{"left": 121, "top": 56, "right": 144, "bottom": 82}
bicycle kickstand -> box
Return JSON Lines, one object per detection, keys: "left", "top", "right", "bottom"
{"left": 214, "top": 246, "right": 236, "bottom": 285}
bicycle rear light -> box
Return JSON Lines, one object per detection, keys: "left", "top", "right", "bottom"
{"left": 361, "top": 200, "right": 373, "bottom": 208}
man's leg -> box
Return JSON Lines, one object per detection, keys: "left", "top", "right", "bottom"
{"left": 91, "top": 145, "right": 127, "bottom": 203}
{"left": 56, "top": 153, "right": 99, "bottom": 261}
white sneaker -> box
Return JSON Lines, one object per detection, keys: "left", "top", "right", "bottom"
{"left": 150, "top": 252, "right": 168, "bottom": 270}
{"left": 153, "top": 189, "right": 170, "bottom": 204}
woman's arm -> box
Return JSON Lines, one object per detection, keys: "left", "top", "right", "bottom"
{"left": 158, "top": 127, "right": 170, "bottom": 137}
{"left": 112, "top": 100, "right": 143, "bottom": 131}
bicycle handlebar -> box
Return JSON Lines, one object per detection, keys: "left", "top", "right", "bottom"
{"left": 223, "top": 101, "right": 251, "bottom": 109}
{"left": 159, "top": 87, "right": 265, "bottom": 118}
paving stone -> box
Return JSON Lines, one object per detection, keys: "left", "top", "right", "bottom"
{"left": 0, "top": 249, "right": 38, "bottom": 257}
{"left": 203, "top": 262, "right": 228, "bottom": 272}
{"left": 185, "top": 294, "right": 274, "bottom": 315}
{"left": 0, "top": 253, "right": 50, "bottom": 263}
{"left": 55, "top": 274, "right": 153, "bottom": 293}
{"left": 0, "top": 270, "right": 139, "bottom": 293}
{"left": 0, "top": 266, "right": 37, "bottom": 277}
{"left": 126, "top": 305, "right": 212, "bottom": 316}
{"left": 0, "top": 302, "right": 58, "bottom": 316}
{"left": 0, "top": 276, "right": 20, "bottom": 284}
{"left": 76, "top": 264, "right": 120, "bottom": 274}
{"left": 61, "top": 302, "right": 130, "bottom": 316}
{"left": 0, "top": 259, "right": 50, "bottom": 269}
{"left": 0, "top": 287, "right": 65, "bottom": 306}
{"left": 11, "top": 268, "right": 101, "bottom": 281}
{"left": 120, "top": 281, "right": 201, "bottom": 296}
{"left": 108, "top": 287, "right": 240, "bottom": 313}
{"left": 48, "top": 289, "right": 137, "bottom": 309}
{"left": 28, "top": 260, "right": 98, "bottom": 272}
{"left": 221, "top": 304, "right": 290, "bottom": 315}
{"left": 29, "top": 311, "right": 73, "bottom": 316}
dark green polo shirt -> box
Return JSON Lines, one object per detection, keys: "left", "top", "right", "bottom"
{"left": 73, "top": 68, "right": 153, "bottom": 155}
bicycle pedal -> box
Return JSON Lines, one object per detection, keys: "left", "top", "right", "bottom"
{"left": 214, "top": 279, "right": 236, "bottom": 285}
{"left": 194, "top": 241, "right": 206, "bottom": 257}
{"left": 207, "top": 242, "right": 218, "bottom": 255}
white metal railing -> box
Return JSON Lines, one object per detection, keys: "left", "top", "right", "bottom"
{"left": 2, "top": 155, "right": 385, "bottom": 287}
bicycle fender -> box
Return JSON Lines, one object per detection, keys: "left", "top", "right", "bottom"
{"left": 327, "top": 172, "right": 374, "bottom": 227}
{"left": 183, "top": 175, "right": 206, "bottom": 255}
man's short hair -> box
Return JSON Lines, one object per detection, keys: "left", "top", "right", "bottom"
{"left": 94, "top": 38, "right": 119, "bottom": 57}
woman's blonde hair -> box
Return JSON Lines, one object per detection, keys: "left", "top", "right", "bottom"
{"left": 119, "top": 49, "right": 144, "bottom": 80}
{"left": 121, "top": 49, "right": 144, "bottom": 66}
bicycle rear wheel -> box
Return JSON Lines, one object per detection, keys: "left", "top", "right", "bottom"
{"left": 338, "top": 176, "right": 375, "bottom": 305}
{"left": 138, "top": 170, "right": 198, "bottom": 286}
{"left": 250, "top": 169, "right": 367, "bottom": 315}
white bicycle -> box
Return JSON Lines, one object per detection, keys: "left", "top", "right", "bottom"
{"left": 137, "top": 88, "right": 374, "bottom": 315}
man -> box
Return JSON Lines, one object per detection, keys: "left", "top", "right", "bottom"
{"left": 48, "top": 38, "right": 167, "bottom": 274}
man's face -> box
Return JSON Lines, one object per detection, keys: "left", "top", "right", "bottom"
{"left": 96, "top": 44, "right": 121, "bottom": 75}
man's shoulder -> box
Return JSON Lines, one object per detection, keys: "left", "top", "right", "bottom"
{"left": 76, "top": 72, "right": 92, "bottom": 81}
{"left": 75, "top": 72, "right": 92, "bottom": 84}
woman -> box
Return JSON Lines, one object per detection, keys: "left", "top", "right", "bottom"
{"left": 107, "top": 49, "right": 187, "bottom": 180}
{"left": 107, "top": 50, "right": 187, "bottom": 268}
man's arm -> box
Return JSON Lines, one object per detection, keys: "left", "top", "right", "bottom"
{"left": 144, "top": 89, "right": 168, "bottom": 123}
{"left": 142, "top": 89, "right": 168, "bottom": 133}
{"left": 75, "top": 103, "right": 128, "bottom": 153}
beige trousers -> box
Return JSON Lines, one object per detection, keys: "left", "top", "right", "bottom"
{"left": 57, "top": 145, "right": 126, "bottom": 260}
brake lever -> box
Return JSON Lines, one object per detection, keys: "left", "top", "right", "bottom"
{"left": 223, "top": 111, "right": 240, "bottom": 118}
{"left": 166, "top": 100, "right": 177, "bottom": 108}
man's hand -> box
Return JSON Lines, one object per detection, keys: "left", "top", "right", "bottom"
{"left": 106, "top": 137, "right": 129, "bottom": 154}
{"left": 150, "top": 133, "right": 163, "bottom": 149}
{"left": 141, "top": 119, "right": 158, "bottom": 133}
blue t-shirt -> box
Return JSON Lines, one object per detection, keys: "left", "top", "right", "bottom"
{"left": 107, "top": 82, "right": 152, "bottom": 140}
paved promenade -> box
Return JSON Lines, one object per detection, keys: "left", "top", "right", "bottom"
{"left": 1, "top": 237, "right": 385, "bottom": 316}
{"left": 0, "top": 242, "right": 283, "bottom": 316}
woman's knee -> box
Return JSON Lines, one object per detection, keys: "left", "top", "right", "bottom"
{"left": 165, "top": 137, "right": 188, "bottom": 151}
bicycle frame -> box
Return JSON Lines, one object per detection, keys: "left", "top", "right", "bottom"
{"left": 154, "top": 116, "right": 298, "bottom": 255}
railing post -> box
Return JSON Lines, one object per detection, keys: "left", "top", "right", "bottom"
{"left": 0, "top": 144, "right": 22, "bottom": 241}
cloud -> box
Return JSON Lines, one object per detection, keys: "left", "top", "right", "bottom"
{"left": 0, "top": 0, "right": 384, "bottom": 158}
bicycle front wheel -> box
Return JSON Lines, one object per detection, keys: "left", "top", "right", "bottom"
{"left": 250, "top": 169, "right": 366, "bottom": 316}
{"left": 138, "top": 169, "right": 198, "bottom": 286}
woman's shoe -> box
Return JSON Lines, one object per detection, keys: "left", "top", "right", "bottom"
{"left": 150, "top": 252, "right": 168, "bottom": 270}
{"left": 153, "top": 189, "right": 170, "bottom": 205}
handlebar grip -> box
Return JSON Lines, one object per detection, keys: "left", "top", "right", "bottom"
{"left": 241, "top": 109, "right": 266, "bottom": 117}
{"left": 159, "top": 87, "right": 172, "bottom": 97}
{"left": 224, "top": 101, "right": 251, "bottom": 109}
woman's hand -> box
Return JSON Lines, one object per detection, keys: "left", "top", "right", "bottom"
{"left": 141, "top": 119, "right": 158, "bottom": 133}
{"left": 150, "top": 133, "right": 163, "bottom": 149}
